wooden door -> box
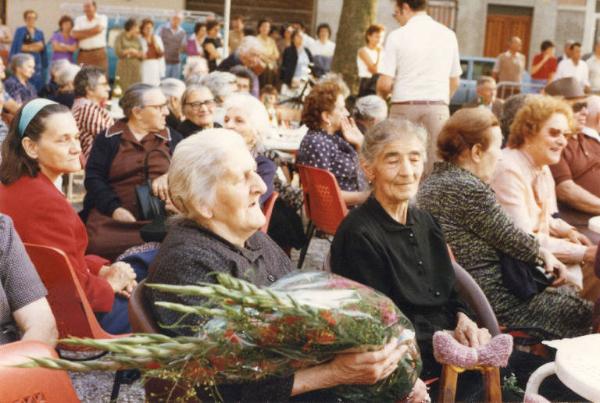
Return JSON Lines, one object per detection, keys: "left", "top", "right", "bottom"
{"left": 484, "top": 14, "right": 532, "bottom": 62}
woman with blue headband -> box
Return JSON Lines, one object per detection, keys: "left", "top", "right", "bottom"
{"left": 0, "top": 99, "right": 141, "bottom": 334}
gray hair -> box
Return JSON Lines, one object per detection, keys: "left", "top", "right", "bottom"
{"left": 55, "top": 63, "right": 81, "bottom": 88}
{"left": 74, "top": 65, "right": 106, "bottom": 98}
{"left": 223, "top": 93, "right": 274, "bottom": 150}
{"left": 10, "top": 53, "right": 34, "bottom": 73}
{"left": 237, "top": 35, "right": 263, "bottom": 56}
{"left": 169, "top": 129, "right": 248, "bottom": 219}
{"left": 477, "top": 75, "right": 496, "bottom": 87}
{"left": 181, "top": 84, "right": 213, "bottom": 108}
{"left": 200, "top": 71, "right": 237, "bottom": 103}
{"left": 159, "top": 78, "right": 186, "bottom": 99}
{"left": 49, "top": 59, "right": 70, "bottom": 76}
{"left": 119, "top": 83, "right": 155, "bottom": 118}
{"left": 361, "top": 118, "right": 428, "bottom": 164}
{"left": 353, "top": 95, "right": 388, "bottom": 122}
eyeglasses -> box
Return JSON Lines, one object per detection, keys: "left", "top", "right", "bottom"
{"left": 548, "top": 127, "right": 574, "bottom": 138}
{"left": 185, "top": 99, "right": 215, "bottom": 110}
{"left": 143, "top": 103, "right": 169, "bottom": 111}
{"left": 572, "top": 102, "right": 588, "bottom": 113}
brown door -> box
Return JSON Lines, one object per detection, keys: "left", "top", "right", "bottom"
{"left": 484, "top": 14, "right": 532, "bottom": 62}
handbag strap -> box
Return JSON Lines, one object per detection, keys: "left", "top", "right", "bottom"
{"left": 143, "top": 148, "right": 171, "bottom": 182}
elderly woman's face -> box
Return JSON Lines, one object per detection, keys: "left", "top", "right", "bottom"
{"left": 87, "top": 74, "right": 110, "bottom": 102}
{"left": 184, "top": 88, "right": 216, "bottom": 128}
{"left": 367, "top": 136, "right": 425, "bottom": 204}
{"left": 525, "top": 112, "right": 570, "bottom": 166}
{"left": 23, "top": 112, "right": 82, "bottom": 176}
{"left": 325, "top": 94, "right": 349, "bottom": 132}
{"left": 224, "top": 106, "right": 256, "bottom": 149}
{"left": 473, "top": 126, "right": 503, "bottom": 184}
{"left": 210, "top": 144, "right": 267, "bottom": 237}
{"left": 18, "top": 59, "right": 35, "bottom": 80}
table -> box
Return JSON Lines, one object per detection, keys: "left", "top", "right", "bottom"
{"left": 525, "top": 334, "right": 600, "bottom": 401}
{"left": 264, "top": 126, "right": 307, "bottom": 153}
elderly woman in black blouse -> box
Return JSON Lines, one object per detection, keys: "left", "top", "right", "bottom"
{"left": 146, "top": 129, "right": 428, "bottom": 403}
{"left": 297, "top": 81, "right": 370, "bottom": 206}
{"left": 331, "top": 119, "right": 492, "bottom": 384}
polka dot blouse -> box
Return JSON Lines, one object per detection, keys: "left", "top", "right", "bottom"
{"left": 297, "top": 129, "right": 368, "bottom": 192}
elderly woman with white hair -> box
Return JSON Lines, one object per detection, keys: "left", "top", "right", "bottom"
{"left": 4, "top": 53, "right": 37, "bottom": 103}
{"left": 159, "top": 77, "right": 186, "bottom": 130}
{"left": 353, "top": 95, "right": 388, "bottom": 133}
{"left": 49, "top": 62, "right": 80, "bottom": 108}
{"left": 199, "top": 71, "right": 237, "bottom": 126}
{"left": 331, "top": 119, "right": 492, "bottom": 397}
{"left": 145, "top": 129, "right": 426, "bottom": 403}
{"left": 223, "top": 93, "right": 276, "bottom": 205}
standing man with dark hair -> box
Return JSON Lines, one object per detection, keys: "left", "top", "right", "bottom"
{"left": 377, "top": 0, "right": 461, "bottom": 175}
{"left": 555, "top": 42, "right": 590, "bottom": 93}
{"left": 531, "top": 40, "right": 557, "bottom": 85}
{"left": 160, "top": 11, "right": 187, "bottom": 79}
{"left": 72, "top": 0, "right": 108, "bottom": 72}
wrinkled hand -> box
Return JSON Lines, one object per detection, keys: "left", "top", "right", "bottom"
{"left": 327, "top": 339, "right": 408, "bottom": 386}
{"left": 99, "top": 262, "right": 137, "bottom": 296}
{"left": 584, "top": 245, "right": 598, "bottom": 265}
{"left": 112, "top": 207, "right": 136, "bottom": 222}
{"left": 454, "top": 313, "right": 491, "bottom": 348}
{"left": 152, "top": 173, "right": 169, "bottom": 201}
{"left": 340, "top": 117, "right": 364, "bottom": 148}
{"left": 539, "top": 247, "right": 567, "bottom": 286}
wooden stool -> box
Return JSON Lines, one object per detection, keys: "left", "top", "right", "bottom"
{"left": 439, "top": 364, "right": 502, "bottom": 403}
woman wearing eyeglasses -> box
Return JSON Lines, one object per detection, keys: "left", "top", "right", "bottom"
{"left": 491, "top": 95, "right": 599, "bottom": 297}
{"left": 177, "top": 84, "right": 222, "bottom": 137}
{"left": 82, "top": 83, "right": 182, "bottom": 261}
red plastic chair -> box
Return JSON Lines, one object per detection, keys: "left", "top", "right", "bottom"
{"left": 296, "top": 165, "right": 349, "bottom": 268}
{"left": 260, "top": 191, "right": 279, "bottom": 233}
{"left": 0, "top": 340, "right": 79, "bottom": 403}
{"left": 24, "top": 243, "right": 135, "bottom": 400}
{"left": 24, "top": 243, "right": 126, "bottom": 344}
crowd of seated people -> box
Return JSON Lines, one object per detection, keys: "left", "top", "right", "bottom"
{"left": 2, "top": 3, "right": 600, "bottom": 402}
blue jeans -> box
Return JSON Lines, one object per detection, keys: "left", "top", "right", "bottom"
{"left": 165, "top": 63, "right": 181, "bottom": 79}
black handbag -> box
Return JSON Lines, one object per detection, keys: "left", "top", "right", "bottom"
{"left": 499, "top": 252, "right": 555, "bottom": 301}
{"left": 135, "top": 149, "right": 169, "bottom": 221}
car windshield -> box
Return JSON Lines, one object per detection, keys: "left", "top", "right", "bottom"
{"left": 472, "top": 61, "right": 495, "bottom": 81}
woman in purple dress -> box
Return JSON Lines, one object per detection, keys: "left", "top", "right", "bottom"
{"left": 50, "top": 15, "right": 77, "bottom": 62}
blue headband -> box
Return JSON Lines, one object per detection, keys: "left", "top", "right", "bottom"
{"left": 18, "top": 99, "right": 58, "bottom": 138}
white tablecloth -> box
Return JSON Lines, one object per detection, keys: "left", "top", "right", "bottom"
{"left": 263, "top": 126, "right": 307, "bottom": 152}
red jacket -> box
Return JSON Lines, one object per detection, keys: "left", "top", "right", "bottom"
{"left": 0, "top": 173, "right": 114, "bottom": 312}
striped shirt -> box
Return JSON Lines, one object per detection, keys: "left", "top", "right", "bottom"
{"left": 72, "top": 97, "right": 114, "bottom": 159}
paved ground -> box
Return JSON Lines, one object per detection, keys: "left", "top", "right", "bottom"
{"left": 70, "top": 238, "right": 331, "bottom": 402}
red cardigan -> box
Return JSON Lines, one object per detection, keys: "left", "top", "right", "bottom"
{"left": 0, "top": 173, "right": 114, "bottom": 312}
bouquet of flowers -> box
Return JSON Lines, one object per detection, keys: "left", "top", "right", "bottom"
{"left": 22, "top": 271, "right": 421, "bottom": 402}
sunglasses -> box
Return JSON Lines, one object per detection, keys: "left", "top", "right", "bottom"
{"left": 572, "top": 102, "right": 587, "bottom": 113}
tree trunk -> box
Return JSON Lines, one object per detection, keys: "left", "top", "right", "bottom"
{"left": 331, "top": 0, "right": 379, "bottom": 95}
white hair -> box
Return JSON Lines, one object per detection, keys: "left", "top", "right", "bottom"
{"left": 200, "top": 71, "right": 237, "bottom": 103}
{"left": 159, "top": 78, "right": 186, "bottom": 99}
{"left": 50, "top": 59, "right": 71, "bottom": 75}
{"left": 55, "top": 63, "right": 81, "bottom": 87}
{"left": 223, "top": 93, "right": 274, "bottom": 149}
{"left": 354, "top": 95, "right": 388, "bottom": 122}
{"left": 237, "top": 35, "right": 263, "bottom": 56}
{"left": 168, "top": 129, "right": 247, "bottom": 219}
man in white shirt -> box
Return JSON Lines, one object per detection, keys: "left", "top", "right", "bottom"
{"left": 377, "top": 0, "right": 461, "bottom": 175}
{"left": 586, "top": 41, "right": 600, "bottom": 92}
{"left": 554, "top": 42, "right": 590, "bottom": 93}
{"left": 72, "top": 0, "right": 108, "bottom": 72}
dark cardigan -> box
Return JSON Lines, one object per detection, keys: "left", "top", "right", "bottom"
{"left": 280, "top": 46, "right": 315, "bottom": 86}
{"left": 80, "top": 121, "right": 182, "bottom": 221}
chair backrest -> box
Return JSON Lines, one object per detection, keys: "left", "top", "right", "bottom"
{"left": 452, "top": 261, "right": 501, "bottom": 336}
{"left": 260, "top": 191, "right": 279, "bottom": 233}
{"left": 0, "top": 341, "right": 79, "bottom": 403}
{"left": 297, "top": 164, "right": 349, "bottom": 235}
{"left": 24, "top": 243, "right": 115, "bottom": 343}
{"left": 128, "top": 280, "right": 160, "bottom": 333}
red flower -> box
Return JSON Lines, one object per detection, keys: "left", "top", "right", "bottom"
{"left": 224, "top": 328, "right": 240, "bottom": 344}
{"left": 306, "top": 329, "right": 336, "bottom": 345}
{"left": 319, "top": 311, "right": 336, "bottom": 326}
